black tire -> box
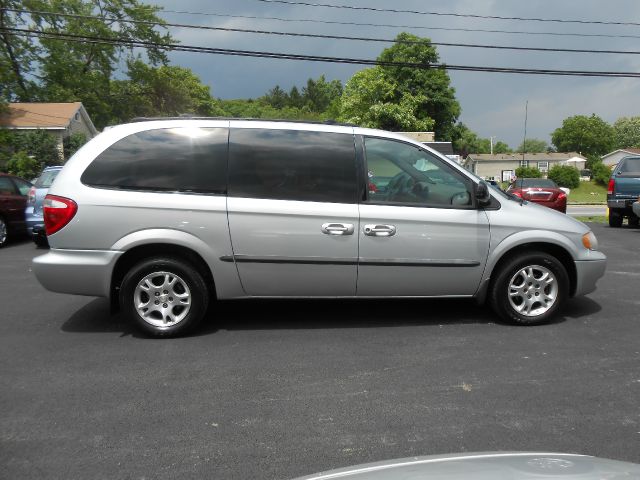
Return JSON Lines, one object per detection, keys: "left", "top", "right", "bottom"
{"left": 34, "top": 236, "right": 49, "bottom": 248}
{"left": 629, "top": 215, "right": 639, "bottom": 228}
{"left": 0, "top": 216, "right": 7, "bottom": 248}
{"left": 119, "top": 257, "right": 209, "bottom": 337}
{"left": 490, "top": 251, "right": 569, "bottom": 326}
{"left": 609, "top": 210, "right": 623, "bottom": 228}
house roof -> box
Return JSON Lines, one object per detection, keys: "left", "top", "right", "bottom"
{"left": 0, "top": 102, "right": 84, "bottom": 129}
{"left": 424, "top": 141, "right": 455, "bottom": 156}
{"left": 602, "top": 148, "right": 640, "bottom": 159}
{"left": 468, "top": 152, "right": 585, "bottom": 162}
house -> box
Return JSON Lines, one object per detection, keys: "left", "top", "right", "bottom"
{"left": 601, "top": 148, "right": 640, "bottom": 167}
{"left": 0, "top": 102, "right": 98, "bottom": 159}
{"left": 464, "top": 152, "right": 586, "bottom": 182}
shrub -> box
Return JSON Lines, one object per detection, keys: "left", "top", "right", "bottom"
{"left": 63, "top": 133, "right": 87, "bottom": 160}
{"left": 548, "top": 164, "right": 580, "bottom": 189}
{"left": 6, "top": 151, "right": 43, "bottom": 180}
{"left": 515, "top": 166, "right": 542, "bottom": 178}
{"left": 591, "top": 162, "right": 612, "bottom": 186}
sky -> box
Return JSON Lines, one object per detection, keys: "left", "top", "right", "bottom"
{"left": 142, "top": 0, "right": 640, "bottom": 147}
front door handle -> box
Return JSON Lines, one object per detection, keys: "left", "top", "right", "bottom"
{"left": 321, "top": 223, "right": 355, "bottom": 235}
{"left": 364, "top": 224, "right": 396, "bottom": 237}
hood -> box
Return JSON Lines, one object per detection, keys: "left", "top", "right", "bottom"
{"left": 294, "top": 452, "right": 640, "bottom": 480}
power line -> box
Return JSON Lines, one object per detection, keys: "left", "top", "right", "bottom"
{"left": 4, "top": 27, "right": 640, "bottom": 78}
{"left": 6, "top": 8, "right": 640, "bottom": 57}
{"left": 255, "top": 0, "right": 640, "bottom": 27}
{"left": 155, "top": 10, "right": 640, "bottom": 40}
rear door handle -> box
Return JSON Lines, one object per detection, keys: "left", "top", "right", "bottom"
{"left": 321, "top": 223, "right": 354, "bottom": 235}
{"left": 364, "top": 224, "right": 396, "bottom": 237}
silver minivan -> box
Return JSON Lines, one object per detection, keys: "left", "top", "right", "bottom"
{"left": 33, "top": 119, "right": 606, "bottom": 337}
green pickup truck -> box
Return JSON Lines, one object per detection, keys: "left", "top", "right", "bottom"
{"left": 607, "top": 156, "right": 640, "bottom": 228}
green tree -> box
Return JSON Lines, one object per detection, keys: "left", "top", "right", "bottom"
{"left": 111, "top": 60, "right": 221, "bottom": 121}
{"left": 551, "top": 114, "right": 615, "bottom": 157}
{"left": 6, "top": 151, "right": 42, "bottom": 179}
{"left": 8, "top": 130, "right": 61, "bottom": 166}
{"left": 548, "top": 164, "right": 580, "bottom": 189}
{"left": 301, "top": 75, "right": 343, "bottom": 113}
{"left": 517, "top": 138, "right": 548, "bottom": 153}
{"left": 0, "top": 1, "right": 174, "bottom": 128}
{"left": 63, "top": 133, "right": 87, "bottom": 160}
{"left": 339, "top": 67, "right": 434, "bottom": 131}
{"left": 451, "top": 124, "right": 510, "bottom": 155}
{"left": 264, "top": 85, "right": 289, "bottom": 109}
{"left": 613, "top": 116, "right": 640, "bottom": 149}
{"left": 515, "top": 166, "right": 542, "bottom": 178}
{"left": 339, "top": 33, "right": 459, "bottom": 137}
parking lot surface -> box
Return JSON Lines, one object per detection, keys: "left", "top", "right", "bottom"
{"left": 1, "top": 223, "right": 639, "bottom": 479}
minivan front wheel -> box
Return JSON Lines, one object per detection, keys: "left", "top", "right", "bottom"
{"left": 490, "top": 252, "right": 569, "bottom": 325}
{"left": 120, "top": 257, "right": 209, "bottom": 337}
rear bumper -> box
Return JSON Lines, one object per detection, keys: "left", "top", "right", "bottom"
{"left": 573, "top": 254, "right": 607, "bottom": 297}
{"left": 530, "top": 200, "right": 566, "bottom": 212}
{"left": 25, "top": 210, "right": 44, "bottom": 236}
{"left": 32, "top": 248, "right": 122, "bottom": 297}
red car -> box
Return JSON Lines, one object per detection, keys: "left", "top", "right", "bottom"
{"left": 507, "top": 178, "right": 567, "bottom": 213}
{"left": 0, "top": 172, "right": 32, "bottom": 247}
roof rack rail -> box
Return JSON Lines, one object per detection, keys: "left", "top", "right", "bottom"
{"left": 129, "top": 116, "right": 357, "bottom": 127}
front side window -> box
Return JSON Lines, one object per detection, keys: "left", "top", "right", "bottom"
{"left": 81, "top": 127, "right": 228, "bottom": 193}
{"left": 364, "top": 137, "right": 472, "bottom": 208}
{"left": 228, "top": 128, "right": 357, "bottom": 203}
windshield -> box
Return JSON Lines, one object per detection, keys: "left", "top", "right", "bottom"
{"left": 35, "top": 169, "right": 61, "bottom": 188}
{"left": 517, "top": 178, "right": 558, "bottom": 188}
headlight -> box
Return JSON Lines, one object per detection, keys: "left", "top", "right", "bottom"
{"left": 582, "top": 231, "right": 599, "bottom": 251}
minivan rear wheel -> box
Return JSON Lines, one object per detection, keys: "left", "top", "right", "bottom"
{"left": 490, "top": 252, "right": 569, "bottom": 326}
{"left": 119, "top": 257, "right": 209, "bottom": 337}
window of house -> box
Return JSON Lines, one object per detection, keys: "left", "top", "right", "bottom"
{"left": 537, "top": 161, "right": 549, "bottom": 172}
{"left": 520, "top": 160, "right": 529, "bottom": 167}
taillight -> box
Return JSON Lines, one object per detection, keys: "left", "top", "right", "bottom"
{"left": 558, "top": 192, "right": 567, "bottom": 200}
{"left": 511, "top": 191, "right": 522, "bottom": 198}
{"left": 607, "top": 178, "right": 615, "bottom": 195}
{"left": 43, "top": 195, "right": 77, "bottom": 235}
{"left": 27, "top": 186, "right": 36, "bottom": 206}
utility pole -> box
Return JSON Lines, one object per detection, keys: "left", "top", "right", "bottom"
{"left": 490, "top": 136, "right": 496, "bottom": 155}
{"left": 522, "top": 100, "right": 529, "bottom": 162}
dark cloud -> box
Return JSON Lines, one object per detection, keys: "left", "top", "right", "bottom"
{"left": 148, "top": 0, "right": 640, "bottom": 146}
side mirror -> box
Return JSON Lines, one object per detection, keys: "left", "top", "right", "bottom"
{"left": 475, "top": 181, "right": 491, "bottom": 206}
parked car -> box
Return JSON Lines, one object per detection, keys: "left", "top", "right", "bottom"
{"left": 506, "top": 178, "right": 567, "bottom": 213}
{"left": 293, "top": 452, "right": 640, "bottom": 480}
{"left": 32, "top": 119, "right": 606, "bottom": 337}
{"left": 0, "top": 173, "right": 32, "bottom": 247}
{"left": 606, "top": 156, "right": 640, "bottom": 228}
{"left": 25, "top": 166, "right": 63, "bottom": 247}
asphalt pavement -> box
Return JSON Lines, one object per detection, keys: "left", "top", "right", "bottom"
{"left": 1, "top": 223, "right": 639, "bottom": 480}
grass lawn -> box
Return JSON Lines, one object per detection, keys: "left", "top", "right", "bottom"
{"left": 568, "top": 181, "right": 607, "bottom": 204}
{"left": 575, "top": 216, "right": 608, "bottom": 224}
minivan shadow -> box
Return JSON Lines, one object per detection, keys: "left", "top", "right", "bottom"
{"left": 61, "top": 295, "right": 602, "bottom": 337}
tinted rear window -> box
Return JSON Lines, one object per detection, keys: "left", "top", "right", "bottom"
{"left": 81, "top": 127, "right": 228, "bottom": 193}
{"left": 618, "top": 157, "right": 640, "bottom": 173}
{"left": 35, "top": 169, "right": 61, "bottom": 188}
{"left": 228, "top": 128, "right": 357, "bottom": 203}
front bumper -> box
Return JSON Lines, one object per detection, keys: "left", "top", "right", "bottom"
{"left": 32, "top": 249, "right": 122, "bottom": 297}
{"left": 573, "top": 253, "right": 607, "bottom": 297}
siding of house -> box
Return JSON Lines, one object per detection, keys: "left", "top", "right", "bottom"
{"left": 602, "top": 150, "right": 640, "bottom": 167}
